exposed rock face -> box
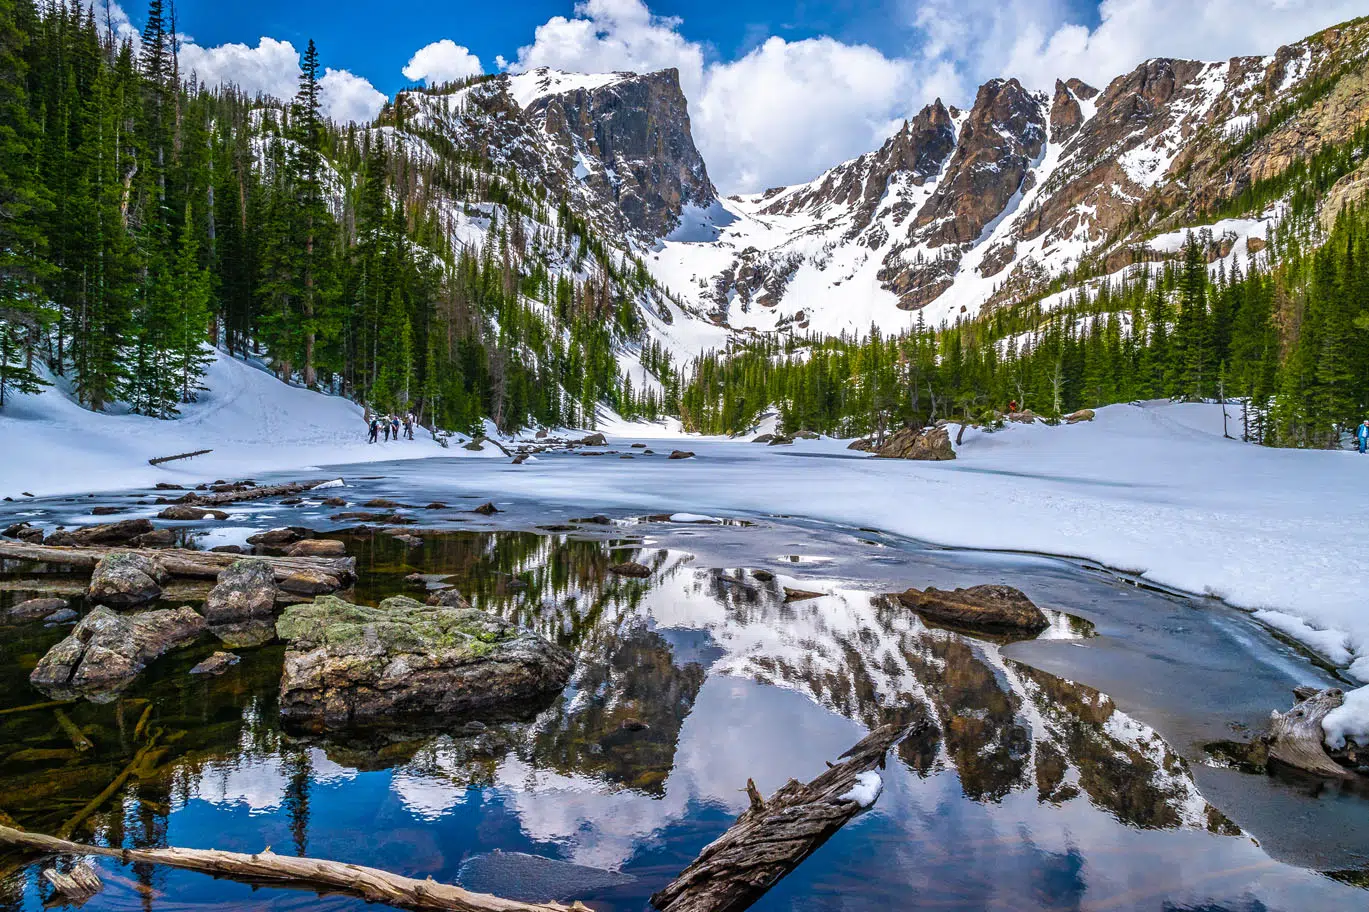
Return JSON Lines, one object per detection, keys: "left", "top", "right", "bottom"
{"left": 205, "top": 559, "right": 278, "bottom": 624}
{"left": 31, "top": 605, "right": 206, "bottom": 701}
{"left": 518, "top": 68, "right": 717, "bottom": 237}
{"left": 47, "top": 519, "right": 153, "bottom": 547}
{"left": 914, "top": 79, "right": 1048, "bottom": 247}
{"left": 874, "top": 426, "right": 956, "bottom": 461}
{"left": 1049, "top": 78, "right": 1096, "bottom": 143}
{"left": 275, "top": 595, "right": 574, "bottom": 730}
{"left": 895, "top": 585, "right": 1049, "bottom": 633}
{"left": 88, "top": 552, "right": 168, "bottom": 607}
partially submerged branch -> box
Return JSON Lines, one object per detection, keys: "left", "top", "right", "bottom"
{"left": 0, "top": 825, "right": 584, "bottom": 912}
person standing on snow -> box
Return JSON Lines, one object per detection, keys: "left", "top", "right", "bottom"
{"left": 405, "top": 413, "right": 416, "bottom": 440}
{"left": 368, "top": 418, "right": 379, "bottom": 444}
{"left": 391, "top": 415, "right": 401, "bottom": 441}
{"left": 383, "top": 417, "right": 391, "bottom": 442}
{"left": 1358, "top": 419, "right": 1369, "bottom": 454}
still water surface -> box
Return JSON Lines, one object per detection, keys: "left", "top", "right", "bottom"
{"left": 0, "top": 475, "right": 1365, "bottom": 911}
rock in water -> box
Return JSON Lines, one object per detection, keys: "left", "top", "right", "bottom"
{"left": 31, "top": 605, "right": 206, "bottom": 701}
{"left": 895, "top": 585, "right": 1048, "bottom": 633}
{"left": 275, "top": 595, "right": 574, "bottom": 730}
{"left": 608, "top": 562, "right": 652, "bottom": 578}
{"left": 580, "top": 432, "right": 608, "bottom": 446}
{"left": 287, "top": 539, "right": 347, "bottom": 558}
{"left": 157, "top": 505, "right": 229, "bottom": 520}
{"left": 280, "top": 569, "right": 342, "bottom": 596}
{"left": 472, "top": 502, "right": 500, "bottom": 516}
{"left": 205, "top": 559, "right": 278, "bottom": 624}
{"left": 668, "top": 450, "right": 695, "bottom": 459}
{"left": 190, "top": 651, "right": 240, "bottom": 676}
{"left": 88, "top": 552, "right": 168, "bottom": 607}
{"left": 457, "top": 852, "right": 636, "bottom": 903}
{"left": 7, "top": 597, "right": 70, "bottom": 623}
{"left": 874, "top": 425, "right": 956, "bottom": 460}
{"left": 46, "top": 518, "right": 154, "bottom": 546}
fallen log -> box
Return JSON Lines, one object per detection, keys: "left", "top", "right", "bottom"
{"left": 1268, "top": 687, "right": 1356, "bottom": 779}
{"left": 0, "top": 825, "right": 582, "bottom": 912}
{"left": 42, "top": 861, "right": 103, "bottom": 902}
{"left": 181, "top": 479, "right": 329, "bottom": 507}
{"left": 148, "top": 449, "right": 213, "bottom": 466}
{"left": 651, "top": 721, "right": 920, "bottom": 912}
{"left": 0, "top": 541, "right": 355, "bottom": 586}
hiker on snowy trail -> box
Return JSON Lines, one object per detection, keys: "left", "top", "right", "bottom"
{"left": 1358, "top": 419, "right": 1368, "bottom": 454}
{"left": 368, "top": 418, "right": 379, "bottom": 444}
{"left": 383, "top": 418, "right": 391, "bottom": 442}
{"left": 405, "top": 413, "right": 415, "bottom": 440}
{"left": 391, "top": 416, "right": 401, "bottom": 440}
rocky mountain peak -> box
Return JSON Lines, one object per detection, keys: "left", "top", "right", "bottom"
{"left": 1049, "top": 78, "right": 1097, "bottom": 143}
{"left": 513, "top": 67, "right": 717, "bottom": 237}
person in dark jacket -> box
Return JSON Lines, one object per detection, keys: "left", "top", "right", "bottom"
{"left": 391, "top": 416, "right": 401, "bottom": 440}
{"left": 1358, "top": 419, "right": 1368, "bottom": 454}
{"left": 383, "top": 417, "right": 391, "bottom": 442}
{"left": 368, "top": 418, "right": 379, "bottom": 444}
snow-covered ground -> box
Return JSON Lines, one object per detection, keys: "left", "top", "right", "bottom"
{"left": 3, "top": 367, "right": 1367, "bottom": 745}
{"left": 0, "top": 349, "right": 497, "bottom": 498}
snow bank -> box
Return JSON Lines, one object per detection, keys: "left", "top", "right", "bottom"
{"left": 1323, "top": 687, "right": 1369, "bottom": 750}
{"left": 0, "top": 349, "right": 494, "bottom": 498}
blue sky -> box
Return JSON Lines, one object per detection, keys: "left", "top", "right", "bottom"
{"left": 105, "top": 0, "right": 1366, "bottom": 192}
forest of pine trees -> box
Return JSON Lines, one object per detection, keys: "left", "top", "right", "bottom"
{"left": 0, "top": 0, "right": 668, "bottom": 432}
{"left": 681, "top": 193, "right": 1369, "bottom": 449}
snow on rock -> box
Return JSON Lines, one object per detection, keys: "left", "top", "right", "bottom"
{"left": 1323, "top": 686, "right": 1369, "bottom": 750}
{"left": 839, "top": 771, "right": 883, "bottom": 808}
{"left": 506, "top": 68, "right": 629, "bottom": 111}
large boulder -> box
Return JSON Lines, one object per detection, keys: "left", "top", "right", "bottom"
{"left": 287, "top": 539, "right": 347, "bottom": 558}
{"left": 157, "top": 505, "right": 229, "bottom": 520}
{"left": 30, "top": 605, "right": 206, "bottom": 701}
{"left": 205, "top": 559, "right": 278, "bottom": 624}
{"left": 874, "top": 426, "right": 956, "bottom": 461}
{"left": 1065, "top": 408, "right": 1095, "bottom": 424}
{"left": 895, "top": 585, "right": 1049, "bottom": 633}
{"left": 46, "top": 519, "right": 153, "bottom": 547}
{"left": 275, "top": 595, "right": 574, "bottom": 731}
{"left": 580, "top": 433, "right": 608, "bottom": 446}
{"left": 88, "top": 552, "right": 168, "bottom": 607}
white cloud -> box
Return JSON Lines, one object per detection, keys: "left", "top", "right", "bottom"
{"left": 997, "top": 0, "right": 1369, "bottom": 92}
{"left": 178, "top": 36, "right": 384, "bottom": 124}
{"left": 320, "top": 67, "right": 388, "bottom": 123}
{"left": 402, "top": 39, "right": 484, "bottom": 86}
{"left": 502, "top": 0, "right": 1367, "bottom": 193}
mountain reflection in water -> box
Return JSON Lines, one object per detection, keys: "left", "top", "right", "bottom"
{"left": 0, "top": 530, "right": 1360, "bottom": 911}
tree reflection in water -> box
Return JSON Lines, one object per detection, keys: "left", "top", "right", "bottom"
{"left": 0, "top": 529, "right": 1355, "bottom": 911}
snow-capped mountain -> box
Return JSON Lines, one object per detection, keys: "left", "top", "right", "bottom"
{"left": 645, "top": 17, "right": 1369, "bottom": 337}
{"left": 371, "top": 17, "right": 1368, "bottom": 350}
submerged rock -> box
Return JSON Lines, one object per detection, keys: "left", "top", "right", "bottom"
{"left": 457, "top": 851, "right": 636, "bottom": 904}
{"left": 874, "top": 426, "right": 955, "bottom": 461}
{"left": 157, "top": 505, "right": 229, "bottom": 520}
{"left": 668, "top": 450, "right": 695, "bottom": 459}
{"left": 895, "top": 585, "right": 1048, "bottom": 633}
{"left": 88, "top": 551, "right": 168, "bottom": 607}
{"left": 472, "top": 502, "right": 500, "bottom": 516}
{"left": 47, "top": 518, "right": 153, "bottom": 547}
{"left": 7, "top": 597, "right": 69, "bottom": 623}
{"left": 205, "top": 559, "right": 278, "bottom": 624}
{"left": 31, "top": 605, "right": 206, "bottom": 701}
{"left": 190, "top": 651, "right": 240, "bottom": 676}
{"left": 608, "top": 562, "right": 652, "bottom": 578}
{"left": 275, "top": 595, "right": 574, "bottom": 730}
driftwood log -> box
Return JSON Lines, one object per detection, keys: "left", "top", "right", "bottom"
{"left": 179, "top": 479, "right": 330, "bottom": 507}
{"left": 0, "top": 541, "right": 355, "bottom": 586}
{"left": 1268, "top": 687, "right": 1355, "bottom": 779}
{"left": 650, "top": 721, "right": 919, "bottom": 912}
{"left": 41, "top": 861, "right": 103, "bottom": 901}
{"left": 148, "top": 449, "right": 213, "bottom": 466}
{"left": 0, "top": 826, "right": 583, "bottom": 912}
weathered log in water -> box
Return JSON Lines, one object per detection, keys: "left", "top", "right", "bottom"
{"left": 0, "top": 826, "right": 585, "bottom": 912}
{"left": 178, "top": 479, "right": 330, "bottom": 506}
{"left": 650, "top": 721, "right": 919, "bottom": 912}
{"left": 1268, "top": 688, "right": 1357, "bottom": 779}
{"left": 42, "top": 861, "right": 103, "bottom": 901}
{"left": 147, "top": 449, "right": 213, "bottom": 466}
{"left": 0, "top": 541, "right": 355, "bottom": 585}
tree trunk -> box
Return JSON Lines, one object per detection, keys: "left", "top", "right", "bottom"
{"left": 650, "top": 722, "right": 920, "bottom": 912}
{"left": 0, "top": 541, "right": 355, "bottom": 586}
{"left": 1268, "top": 688, "right": 1355, "bottom": 779}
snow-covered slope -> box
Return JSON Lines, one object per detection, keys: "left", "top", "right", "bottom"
{"left": 0, "top": 350, "right": 493, "bottom": 499}
{"left": 643, "top": 19, "right": 1369, "bottom": 338}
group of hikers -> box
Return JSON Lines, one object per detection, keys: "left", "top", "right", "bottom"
{"left": 368, "top": 413, "right": 417, "bottom": 443}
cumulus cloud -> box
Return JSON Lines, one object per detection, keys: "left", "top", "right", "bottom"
{"left": 500, "top": 0, "right": 1367, "bottom": 193}
{"left": 402, "top": 39, "right": 484, "bottom": 86}
{"left": 177, "top": 36, "right": 385, "bottom": 124}
{"left": 502, "top": 0, "right": 921, "bottom": 193}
